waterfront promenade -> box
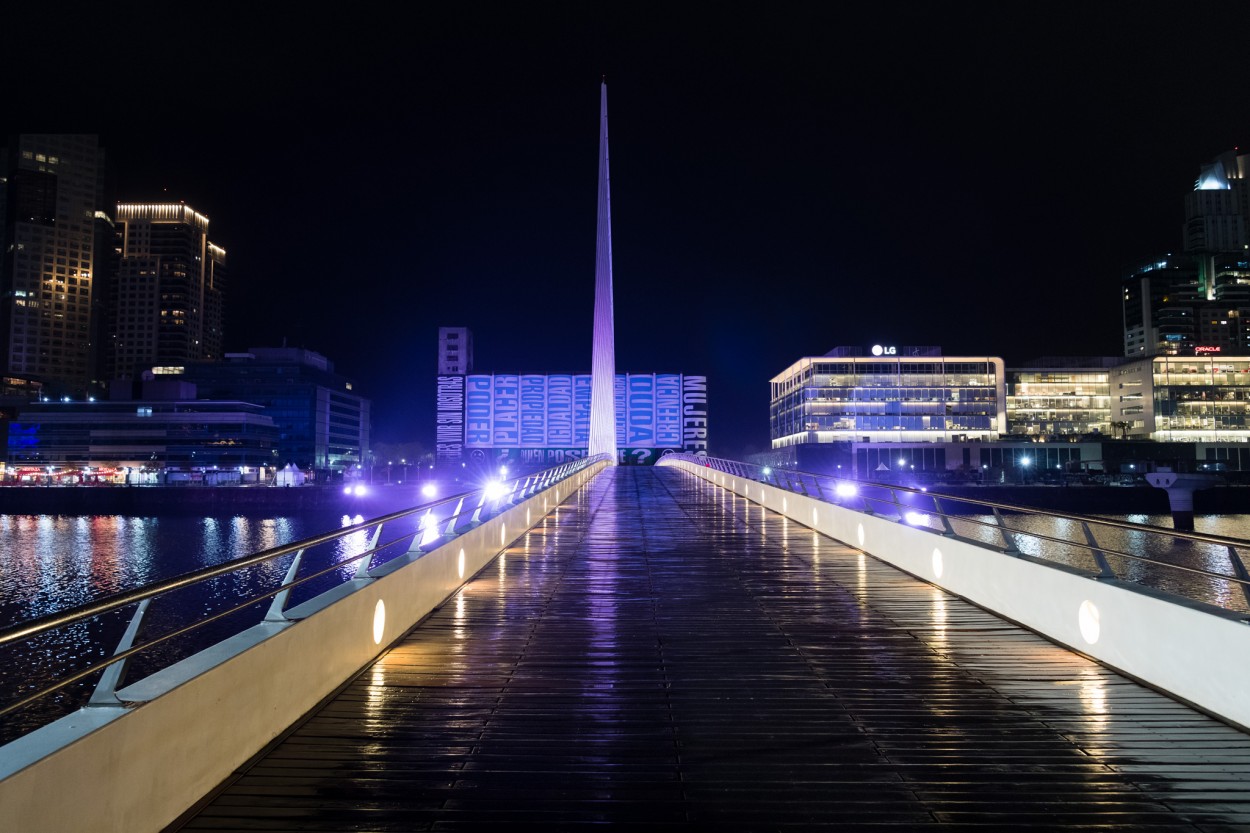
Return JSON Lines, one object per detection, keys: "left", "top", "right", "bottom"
{"left": 176, "top": 467, "right": 1250, "bottom": 830}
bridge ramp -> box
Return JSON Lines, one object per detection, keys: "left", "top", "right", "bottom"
{"left": 178, "top": 467, "right": 1250, "bottom": 830}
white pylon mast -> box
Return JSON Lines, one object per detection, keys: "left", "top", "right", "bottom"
{"left": 588, "top": 80, "right": 618, "bottom": 464}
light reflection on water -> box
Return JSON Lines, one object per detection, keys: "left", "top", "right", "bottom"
{"left": 0, "top": 508, "right": 421, "bottom": 743}
{"left": 948, "top": 512, "right": 1250, "bottom": 615}
{"left": 0, "top": 514, "right": 312, "bottom": 627}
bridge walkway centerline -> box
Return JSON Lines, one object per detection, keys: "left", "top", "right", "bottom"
{"left": 175, "top": 466, "right": 1250, "bottom": 830}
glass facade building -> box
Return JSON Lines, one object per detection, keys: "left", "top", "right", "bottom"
{"left": 1113, "top": 354, "right": 1250, "bottom": 442}
{"left": 1005, "top": 358, "right": 1117, "bottom": 439}
{"left": 770, "top": 347, "right": 1005, "bottom": 447}
{"left": 176, "top": 347, "right": 370, "bottom": 479}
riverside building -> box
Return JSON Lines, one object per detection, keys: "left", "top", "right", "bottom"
{"left": 1112, "top": 353, "right": 1250, "bottom": 443}
{"left": 1005, "top": 357, "right": 1117, "bottom": 439}
{"left": 765, "top": 346, "right": 1103, "bottom": 481}
{"left": 770, "top": 346, "right": 1005, "bottom": 446}
{"left": 4, "top": 379, "right": 278, "bottom": 485}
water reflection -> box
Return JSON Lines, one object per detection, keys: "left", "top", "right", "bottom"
{"left": 950, "top": 513, "right": 1250, "bottom": 615}
{"left": 930, "top": 588, "right": 948, "bottom": 651}
{"left": 0, "top": 509, "right": 348, "bottom": 743}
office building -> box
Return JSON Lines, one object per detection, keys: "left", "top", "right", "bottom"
{"left": 109, "top": 203, "right": 226, "bottom": 378}
{"left": 763, "top": 345, "right": 1047, "bottom": 480}
{"left": 770, "top": 346, "right": 1005, "bottom": 446}
{"left": 1005, "top": 357, "right": 1117, "bottom": 439}
{"left": 1111, "top": 353, "right": 1250, "bottom": 443}
{"left": 175, "top": 347, "right": 370, "bottom": 480}
{"left": 0, "top": 135, "right": 108, "bottom": 397}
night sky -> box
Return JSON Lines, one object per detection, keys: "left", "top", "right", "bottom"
{"left": 5, "top": 4, "right": 1250, "bottom": 457}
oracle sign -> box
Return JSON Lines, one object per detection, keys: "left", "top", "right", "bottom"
{"left": 1194, "top": 346, "right": 1222, "bottom": 354}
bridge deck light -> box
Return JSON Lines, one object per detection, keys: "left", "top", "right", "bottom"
{"left": 1078, "top": 600, "right": 1101, "bottom": 644}
{"left": 372, "top": 599, "right": 386, "bottom": 645}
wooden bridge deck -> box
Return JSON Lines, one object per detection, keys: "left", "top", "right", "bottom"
{"left": 177, "top": 467, "right": 1250, "bottom": 831}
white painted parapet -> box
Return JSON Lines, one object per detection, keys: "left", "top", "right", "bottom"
{"left": 0, "top": 459, "right": 608, "bottom": 833}
{"left": 668, "top": 459, "right": 1250, "bottom": 733}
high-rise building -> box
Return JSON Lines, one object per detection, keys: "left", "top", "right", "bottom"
{"left": 0, "top": 135, "right": 108, "bottom": 397}
{"left": 1185, "top": 149, "right": 1249, "bottom": 253}
{"left": 1124, "top": 150, "right": 1250, "bottom": 358}
{"left": 109, "top": 203, "right": 226, "bottom": 378}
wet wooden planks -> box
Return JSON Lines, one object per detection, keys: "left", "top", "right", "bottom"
{"left": 177, "top": 467, "right": 1250, "bottom": 831}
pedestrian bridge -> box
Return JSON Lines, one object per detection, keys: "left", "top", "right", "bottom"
{"left": 3, "top": 459, "right": 1250, "bottom": 830}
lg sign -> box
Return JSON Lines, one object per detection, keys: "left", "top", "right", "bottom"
{"left": 871, "top": 345, "right": 896, "bottom": 356}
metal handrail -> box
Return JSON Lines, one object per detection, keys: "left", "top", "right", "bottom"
{"left": 0, "top": 492, "right": 472, "bottom": 649}
{"left": 0, "top": 454, "right": 607, "bottom": 726}
{"left": 0, "top": 529, "right": 419, "bottom": 720}
{"left": 660, "top": 453, "right": 1250, "bottom": 611}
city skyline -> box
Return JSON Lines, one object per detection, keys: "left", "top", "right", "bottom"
{"left": 4, "top": 6, "right": 1250, "bottom": 456}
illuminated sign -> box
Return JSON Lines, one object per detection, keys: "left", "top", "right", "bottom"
{"left": 434, "top": 376, "right": 465, "bottom": 460}
{"left": 492, "top": 375, "right": 519, "bottom": 445}
{"left": 871, "top": 345, "right": 897, "bottom": 356}
{"left": 682, "top": 375, "right": 708, "bottom": 455}
{"left": 575, "top": 375, "right": 593, "bottom": 445}
{"left": 458, "top": 373, "right": 708, "bottom": 458}
{"left": 1195, "top": 346, "right": 1222, "bottom": 354}
{"left": 547, "top": 375, "right": 573, "bottom": 445}
{"left": 655, "top": 374, "right": 682, "bottom": 446}
{"left": 465, "top": 376, "right": 492, "bottom": 445}
{"left": 627, "top": 374, "right": 655, "bottom": 444}
{"left": 519, "top": 375, "right": 546, "bottom": 444}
